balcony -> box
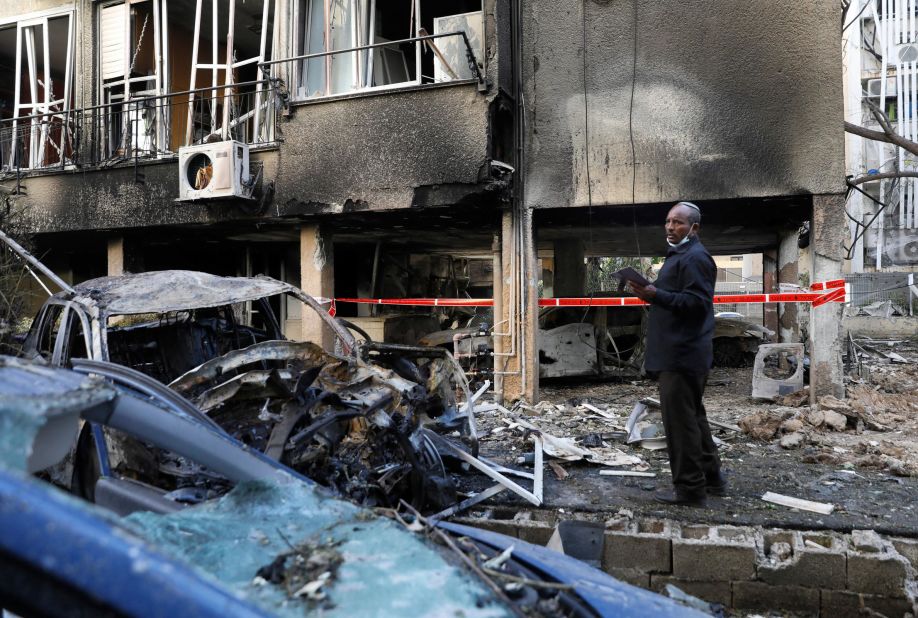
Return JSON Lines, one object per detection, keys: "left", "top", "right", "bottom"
{"left": 0, "top": 79, "right": 280, "bottom": 177}
{"left": 261, "top": 30, "right": 485, "bottom": 104}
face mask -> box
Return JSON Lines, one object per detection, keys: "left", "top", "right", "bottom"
{"left": 666, "top": 234, "right": 693, "bottom": 248}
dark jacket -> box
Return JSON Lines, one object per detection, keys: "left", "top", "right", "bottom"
{"left": 644, "top": 236, "right": 716, "bottom": 374}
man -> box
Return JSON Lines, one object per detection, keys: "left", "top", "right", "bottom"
{"left": 628, "top": 202, "right": 725, "bottom": 507}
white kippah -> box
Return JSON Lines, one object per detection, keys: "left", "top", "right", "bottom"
{"left": 675, "top": 201, "right": 701, "bottom": 213}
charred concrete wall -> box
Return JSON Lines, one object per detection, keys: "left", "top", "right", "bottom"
{"left": 522, "top": 0, "right": 845, "bottom": 209}
{"left": 13, "top": 84, "right": 493, "bottom": 234}
{"left": 274, "top": 85, "right": 492, "bottom": 215}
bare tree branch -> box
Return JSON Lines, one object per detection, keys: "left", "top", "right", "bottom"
{"left": 845, "top": 121, "right": 896, "bottom": 145}
{"left": 844, "top": 117, "right": 918, "bottom": 158}
{"left": 865, "top": 99, "right": 896, "bottom": 135}
{"left": 848, "top": 171, "right": 918, "bottom": 185}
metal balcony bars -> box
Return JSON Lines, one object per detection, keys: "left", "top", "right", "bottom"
{"left": 0, "top": 79, "right": 279, "bottom": 175}
{"left": 260, "top": 30, "right": 485, "bottom": 102}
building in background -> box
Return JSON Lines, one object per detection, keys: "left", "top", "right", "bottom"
{"left": 0, "top": 0, "right": 846, "bottom": 400}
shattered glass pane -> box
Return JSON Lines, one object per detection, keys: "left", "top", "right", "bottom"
{"left": 126, "top": 480, "right": 511, "bottom": 618}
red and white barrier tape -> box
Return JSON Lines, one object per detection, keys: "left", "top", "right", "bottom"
{"left": 320, "top": 281, "right": 848, "bottom": 313}
{"left": 808, "top": 279, "right": 845, "bottom": 291}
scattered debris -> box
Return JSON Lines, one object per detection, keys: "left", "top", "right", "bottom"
{"left": 846, "top": 300, "right": 907, "bottom": 318}
{"left": 532, "top": 435, "right": 544, "bottom": 504}
{"left": 625, "top": 400, "right": 669, "bottom": 450}
{"left": 428, "top": 485, "right": 506, "bottom": 523}
{"left": 738, "top": 409, "right": 795, "bottom": 440}
{"left": 779, "top": 432, "right": 805, "bottom": 449}
{"left": 761, "top": 491, "right": 835, "bottom": 515}
{"left": 482, "top": 546, "right": 515, "bottom": 570}
{"left": 255, "top": 537, "right": 343, "bottom": 607}
{"left": 512, "top": 417, "right": 643, "bottom": 468}
{"left": 548, "top": 461, "right": 569, "bottom": 480}
{"left": 775, "top": 387, "right": 810, "bottom": 407}
{"left": 598, "top": 470, "right": 656, "bottom": 478}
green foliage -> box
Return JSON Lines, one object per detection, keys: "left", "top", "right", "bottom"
{"left": 586, "top": 256, "right": 659, "bottom": 293}
{"left": 0, "top": 200, "right": 32, "bottom": 354}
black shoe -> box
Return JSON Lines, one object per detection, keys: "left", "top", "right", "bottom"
{"left": 653, "top": 489, "right": 707, "bottom": 507}
{"left": 706, "top": 472, "right": 728, "bottom": 497}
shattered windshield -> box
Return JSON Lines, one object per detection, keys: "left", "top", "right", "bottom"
{"left": 125, "top": 480, "right": 512, "bottom": 618}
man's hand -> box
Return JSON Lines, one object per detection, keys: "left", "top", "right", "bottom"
{"left": 628, "top": 281, "right": 657, "bottom": 301}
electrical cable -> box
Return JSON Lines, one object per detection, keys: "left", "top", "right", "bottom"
{"left": 571, "top": 0, "right": 645, "bottom": 366}
{"left": 629, "top": 0, "right": 642, "bottom": 263}
{"left": 843, "top": 0, "right": 871, "bottom": 33}
{"left": 843, "top": 177, "right": 899, "bottom": 259}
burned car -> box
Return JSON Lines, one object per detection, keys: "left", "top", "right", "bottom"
{"left": 421, "top": 302, "right": 774, "bottom": 381}
{"left": 0, "top": 357, "right": 702, "bottom": 618}
{"left": 22, "top": 270, "right": 476, "bottom": 511}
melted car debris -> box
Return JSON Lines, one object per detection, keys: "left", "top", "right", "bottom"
{"left": 155, "top": 339, "right": 471, "bottom": 512}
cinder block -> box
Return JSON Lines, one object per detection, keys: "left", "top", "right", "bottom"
{"left": 515, "top": 520, "right": 555, "bottom": 546}
{"left": 732, "top": 581, "right": 819, "bottom": 613}
{"left": 603, "top": 519, "right": 672, "bottom": 574}
{"left": 847, "top": 551, "right": 912, "bottom": 597}
{"left": 454, "top": 518, "right": 518, "bottom": 539}
{"left": 892, "top": 537, "right": 918, "bottom": 571}
{"left": 650, "top": 575, "right": 731, "bottom": 607}
{"left": 851, "top": 529, "right": 885, "bottom": 553}
{"left": 757, "top": 530, "right": 847, "bottom": 590}
{"left": 672, "top": 525, "right": 756, "bottom": 581}
{"left": 607, "top": 567, "right": 651, "bottom": 589}
{"left": 820, "top": 589, "right": 915, "bottom": 618}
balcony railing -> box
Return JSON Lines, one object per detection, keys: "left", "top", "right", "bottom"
{"left": 0, "top": 79, "right": 279, "bottom": 175}
{"left": 260, "top": 31, "right": 485, "bottom": 103}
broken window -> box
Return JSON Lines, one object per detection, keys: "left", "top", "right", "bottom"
{"left": 184, "top": 0, "right": 277, "bottom": 146}
{"left": 95, "top": 0, "right": 276, "bottom": 162}
{"left": 0, "top": 11, "right": 75, "bottom": 171}
{"left": 289, "top": 0, "right": 483, "bottom": 100}
{"left": 97, "top": 1, "right": 165, "bottom": 159}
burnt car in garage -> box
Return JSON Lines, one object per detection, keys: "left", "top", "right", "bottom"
{"left": 419, "top": 300, "right": 773, "bottom": 382}
{"left": 21, "top": 270, "right": 477, "bottom": 511}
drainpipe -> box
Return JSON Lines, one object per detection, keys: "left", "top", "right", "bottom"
{"left": 492, "top": 234, "right": 504, "bottom": 400}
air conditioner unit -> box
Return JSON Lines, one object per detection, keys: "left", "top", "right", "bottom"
{"left": 867, "top": 77, "right": 897, "bottom": 98}
{"left": 177, "top": 140, "right": 251, "bottom": 201}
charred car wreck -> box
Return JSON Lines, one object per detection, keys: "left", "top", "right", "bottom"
{"left": 22, "top": 270, "right": 481, "bottom": 512}
{"left": 419, "top": 303, "right": 774, "bottom": 382}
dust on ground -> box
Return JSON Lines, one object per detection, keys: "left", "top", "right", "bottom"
{"left": 466, "top": 350, "right": 918, "bottom": 535}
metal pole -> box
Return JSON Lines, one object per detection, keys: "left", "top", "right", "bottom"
{"left": 0, "top": 228, "right": 75, "bottom": 295}
{"left": 185, "top": 0, "right": 203, "bottom": 146}
{"left": 222, "top": 0, "right": 235, "bottom": 140}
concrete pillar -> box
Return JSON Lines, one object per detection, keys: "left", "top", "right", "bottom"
{"left": 777, "top": 228, "right": 800, "bottom": 343}
{"left": 762, "top": 250, "right": 778, "bottom": 334}
{"left": 107, "top": 237, "right": 125, "bottom": 276}
{"left": 522, "top": 208, "right": 540, "bottom": 403}
{"left": 552, "top": 238, "right": 586, "bottom": 298}
{"left": 497, "top": 208, "right": 539, "bottom": 403}
{"left": 809, "top": 194, "right": 846, "bottom": 401}
{"left": 299, "top": 224, "right": 335, "bottom": 351}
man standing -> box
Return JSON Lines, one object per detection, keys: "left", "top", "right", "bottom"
{"left": 628, "top": 202, "right": 725, "bottom": 507}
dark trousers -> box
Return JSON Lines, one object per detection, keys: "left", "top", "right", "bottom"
{"left": 659, "top": 371, "right": 721, "bottom": 495}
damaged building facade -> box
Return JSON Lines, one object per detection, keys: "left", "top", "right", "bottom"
{"left": 1, "top": 0, "right": 844, "bottom": 401}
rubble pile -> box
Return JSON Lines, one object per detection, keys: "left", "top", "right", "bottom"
{"left": 736, "top": 338, "right": 918, "bottom": 477}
